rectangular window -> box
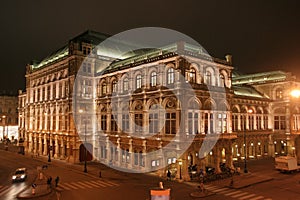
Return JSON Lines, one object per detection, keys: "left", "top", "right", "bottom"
{"left": 101, "top": 115, "right": 107, "bottom": 131}
{"left": 149, "top": 113, "right": 158, "bottom": 134}
{"left": 111, "top": 115, "right": 118, "bottom": 132}
{"left": 165, "top": 113, "right": 176, "bottom": 134}
{"left": 274, "top": 116, "right": 286, "bottom": 130}
{"left": 134, "top": 114, "right": 143, "bottom": 133}
{"left": 122, "top": 114, "right": 129, "bottom": 132}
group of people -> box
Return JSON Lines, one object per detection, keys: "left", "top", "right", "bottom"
{"left": 47, "top": 176, "right": 60, "bottom": 188}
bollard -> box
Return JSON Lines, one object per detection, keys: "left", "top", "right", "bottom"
{"left": 39, "top": 172, "right": 43, "bottom": 180}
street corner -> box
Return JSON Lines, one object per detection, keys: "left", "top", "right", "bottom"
{"left": 190, "top": 190, "right": 216, "bottom": 198}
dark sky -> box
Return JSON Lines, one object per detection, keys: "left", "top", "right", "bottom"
{"left": 1, "top": 0, "right": 300, "bottom": 92}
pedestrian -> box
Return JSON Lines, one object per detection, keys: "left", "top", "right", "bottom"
{"left": 99, "top": 171, "right": 102, "bottom": 178}
{"left": 32, "top": 183, "right": 36, "bottom": 195}
{"left": 167, "top": 170, "right": 171, "bottom": 180}
{"left": 55, "top": 176, "right": 60, "bottom": 187}
{"left": 49, "top": 176, "right": 52, "bottom": 188}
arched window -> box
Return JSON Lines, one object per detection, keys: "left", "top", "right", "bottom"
{"left": 275, "top": 88, "right": 283, "bottom": 99}
{"left": 150, "top": 72, "right": 157, "bottom": 87}
{"left": 189, "top": 69, "right": 196, "bottom": 83}
{"left": 101, "top": 83, "right": 107, "bottom": 95}
{"left": 220, "top": 74, "right": 225, "bottom": 87}
{"left": 112, "top": 80, "right": 117, "bottom": 93}
{"left": 205, "top": 71, "right": 212, "bottom": 85}
{"left": 136, "top": 74, "right": 142, "bottom": 89}
{"left": 123, "top": 78, "right": 129, "bottom": 92}
{"left": 167, "top": 68, "right": 174, "bottom": 84}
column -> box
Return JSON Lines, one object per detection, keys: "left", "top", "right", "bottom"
{"left": 38, "top": 135, "right": 43, "bottom": 155}
{"left": 60, "top": 138, "right": 65, "bottom": 159}
{"left": 43, "top": 134, "right": 48, "bottom": 156}
{"left": 54, "top": 135, "right": 59, "bottom": 159}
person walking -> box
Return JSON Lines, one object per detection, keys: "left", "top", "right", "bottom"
{"left": 167, "top": 170, "right": 171, "bottom": 181}
{"left": 55, "top": 176, "right": 60, "bottom": 187}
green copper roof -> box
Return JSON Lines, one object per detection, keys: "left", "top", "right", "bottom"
{"left": 233, "top": 85, "right": 265, "bottom": 98}
{"left": 32, "top": 45, "right": 69, "bottom": 69}
{"left": 31, "top": 30, "right": 111, "bottom": 70}
{"left": 232, "top": 71, "right": 288, "bottom": 85}
{"left": 99, "top": 42, "right": 218, "bottom": 74}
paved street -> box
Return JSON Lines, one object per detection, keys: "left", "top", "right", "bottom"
{"left": 1, "top": 144, "right": 300, "bottom": 200}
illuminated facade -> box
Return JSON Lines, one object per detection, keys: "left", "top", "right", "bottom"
{"left": 0, "top": 92, "right": 18, "bottom": 141}
{"left": 19, "top": 30, "right": 300, "bottom": 180}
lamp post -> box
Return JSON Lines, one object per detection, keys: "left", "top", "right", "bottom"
{"left": 178, "top": 159, "right": 183, "bottom": 180}
{"left": 79, "top": 109, "right": 88, "bottom": 173}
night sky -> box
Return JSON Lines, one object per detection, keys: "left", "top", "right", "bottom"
{"left": 1, "top": 0, "right": 300, "bottom": 92}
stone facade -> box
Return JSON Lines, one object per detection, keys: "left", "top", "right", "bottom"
{"left": 18, "top": 30, "right": 300, "bottom": 181}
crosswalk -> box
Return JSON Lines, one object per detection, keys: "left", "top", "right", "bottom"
{"left": 0, "top": 185, "right": 10, "bottom": 196}
{"left": 203, "top": 184, "right": 272, "bottom": 200}
{"left": 58, "top": 179, "right": 119, "bottom": 191}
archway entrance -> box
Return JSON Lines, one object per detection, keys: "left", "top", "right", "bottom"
{"left": 79, "top": 143, "right": 93, "bottom": 162}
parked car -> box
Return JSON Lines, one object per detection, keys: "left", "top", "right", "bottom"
{"left": 12, "top": 168, "right": 27, "bottom": 182}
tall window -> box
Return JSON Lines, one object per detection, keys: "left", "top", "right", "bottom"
{"left": 101, "top": 115, "right": 107, "bottom": 131}
{"left": 123, "top": 78, "right": 129, "bottom": 92}
{"left": 134, "top": 113, "right": 143, "bottom": 132}
{"left": 111, "top": 115, "right": 118, "bottom": 132}
{"left": 101, "top": 83, "right": 107, "bottom": 95}
{"left": 232, "top": 114, "right": 238, "bottom": 131}
{"left": 189, "top": 69, "right": 196, "bottom": 83}
{"left": 136, "top": 75, "right": 142, "bottom": 89}
{"left": 167, "top": 68, "right": 174, "bottom": 84}
{"left": 122, "top": 114, "right": 129, "bottom": 132}
{"left": 165, "top": 112, "right": 176, "bottom": 134}
{"left": 220, "top": 74, "right": 225, "bottom": 87}
{"left": 206, "top": 71, "right": 212, "bottom": 85}
{"left": 188, "top": 112, "right": 199, "bottom": 134}
{"left": 149, "top": 113, "right": 158, "bottom": 134}
{"left": 112, "top": 80, "right": 117, "bottom": 93}
{"left": 150, "top": 72, "right": 157, "bottom": 87}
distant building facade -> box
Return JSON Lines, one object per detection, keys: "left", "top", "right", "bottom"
{"left": 0, "top": 91, "right": 18, "bottom": 141}
{"left": 18, "top": 30, "right": 300, "bottom": 180}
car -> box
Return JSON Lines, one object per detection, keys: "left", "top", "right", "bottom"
{"left": 12, "top": 168, "right": 27, "bottom": 182}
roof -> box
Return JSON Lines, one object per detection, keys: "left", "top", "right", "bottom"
{"left": 232, "top": 70, "right": 290, "bottom": 85}
{"left": 31, "top": 30, "right": 111, "bottom": 70}
{"left": 98, "top": 42, "right": 228, "bottom": 75}
{"left": 232, "top": 85, "right": 266, "bottom": 98}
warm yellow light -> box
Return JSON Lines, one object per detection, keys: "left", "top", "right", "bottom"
{"left": 79, "top": 109, "right": 84, "bottom": 113}
{"left": 291, "top": 89, "right": 300, "bottom": 98}
{"left": 248, "top": 109, "right": 253, "bottom": 114}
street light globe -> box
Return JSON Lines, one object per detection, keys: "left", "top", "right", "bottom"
{"left": 291, "top": 89, "right": 300, "bottom": 98}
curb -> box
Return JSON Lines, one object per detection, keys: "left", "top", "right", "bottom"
{"left": 190, "top": 191, "right": 216, "bottom": 198}
{"left": 227, "top": 177, "right": 274, "bottom": 189}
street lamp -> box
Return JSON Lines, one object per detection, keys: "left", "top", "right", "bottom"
{"left": 79, "top": 109, "right": 87, "bottom": 173}
{"left": 243, "top": 109, "right": 253, "bottom": 173}
{"left": 178, "top": 159, "right": 183, "bottom": 180}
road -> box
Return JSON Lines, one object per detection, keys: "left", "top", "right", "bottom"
{"left": 1, "top": 145, "right": 300, "bottom": 200}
